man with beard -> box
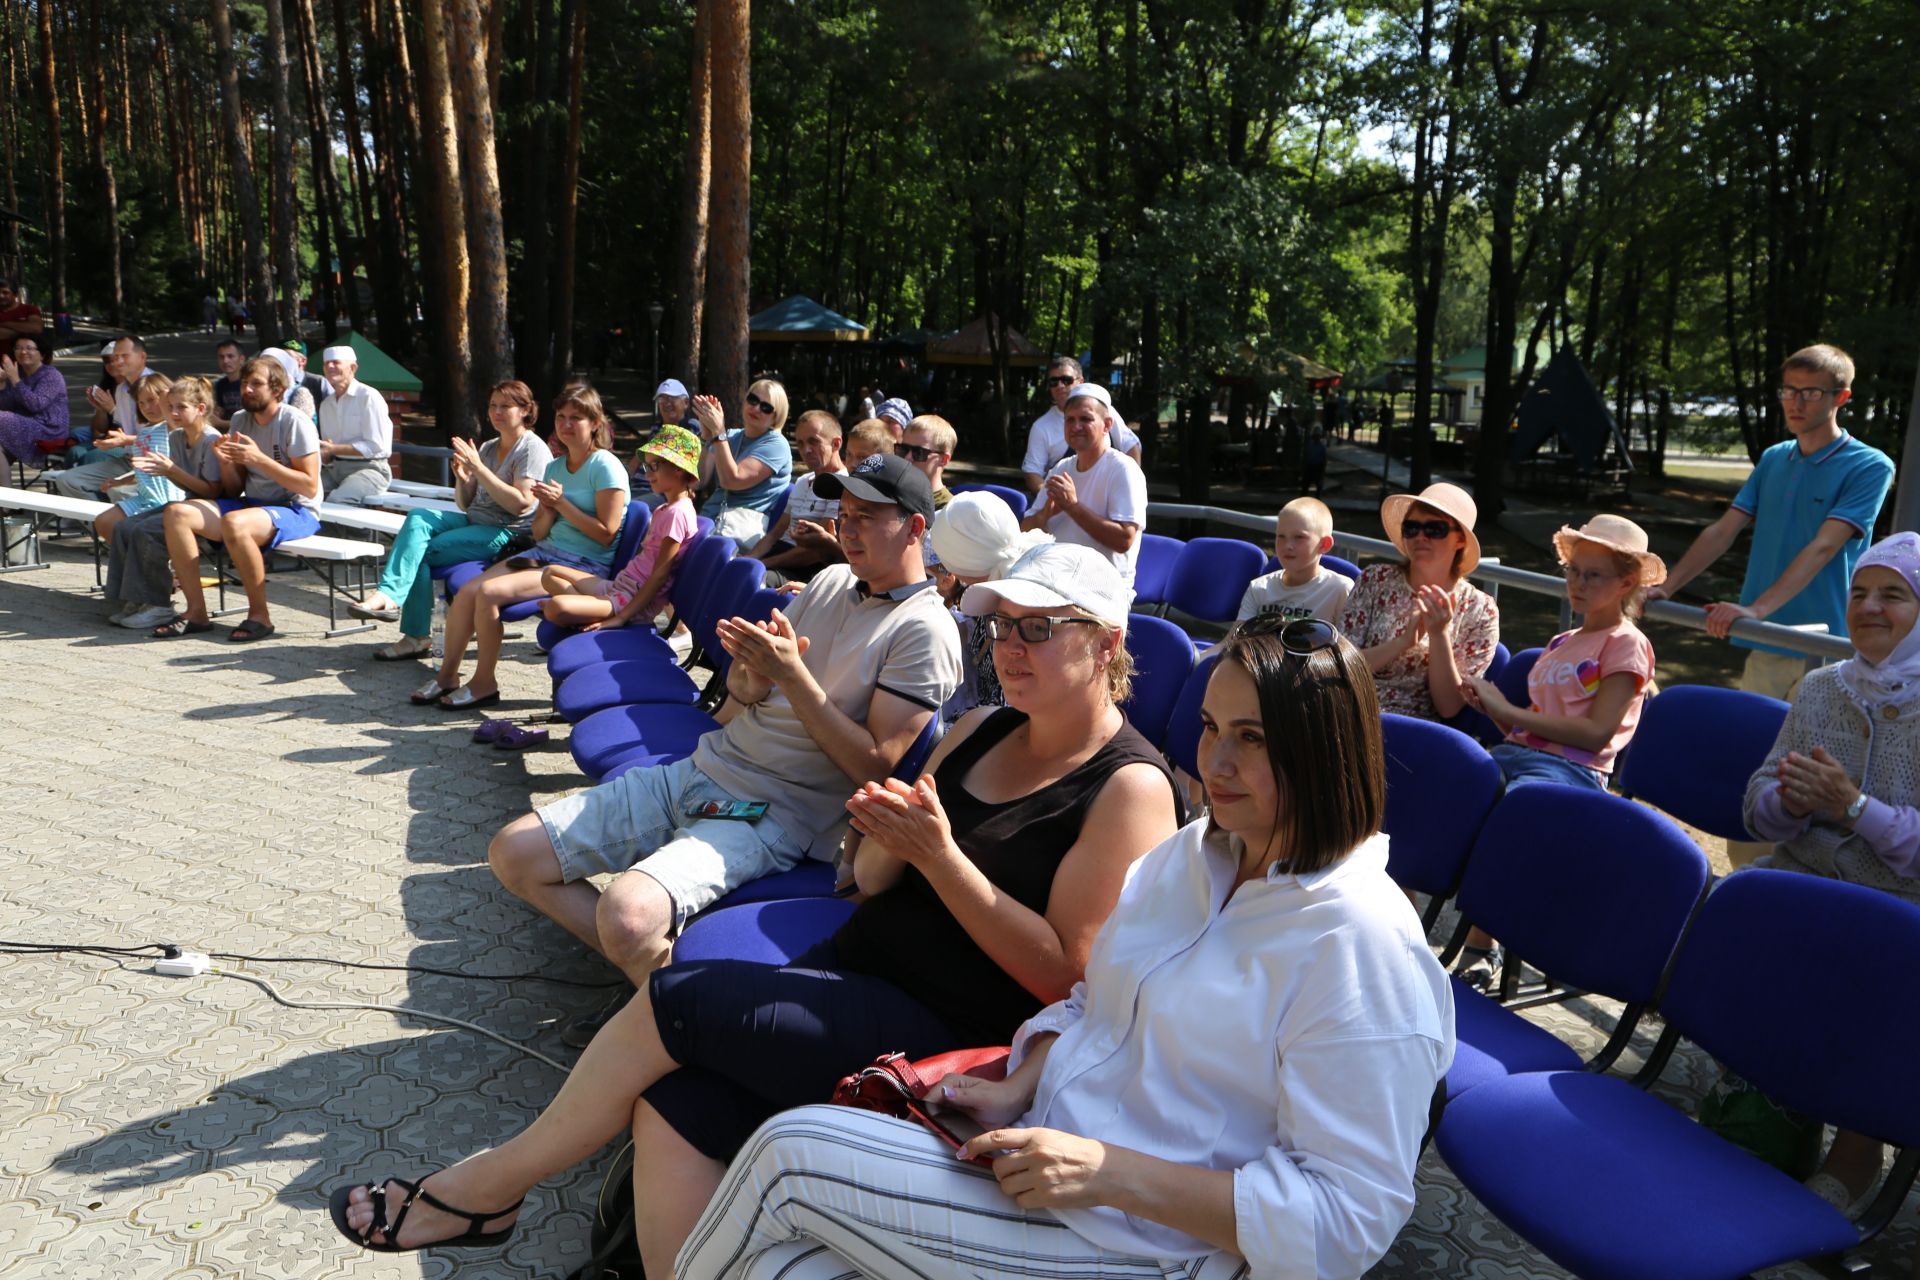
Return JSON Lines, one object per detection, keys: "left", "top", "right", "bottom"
{"left": 159, "top": 355, "right": 321, "bottom": 642}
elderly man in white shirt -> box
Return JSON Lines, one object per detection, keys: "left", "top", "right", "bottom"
{"left": 675, "top": 617, "right": 1454, "bottom": 1280}
{"left": 1022, "top": 381, "right": 1148, "bottom": 585}
{"left": 1021, "top": 356, "right": 1141, "bottom": 498}
{"left": 315, "top": 344, "right": 394, "bottom": 504}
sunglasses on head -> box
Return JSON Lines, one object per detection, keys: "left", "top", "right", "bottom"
{"left": 1045, "top": 374, "right": 1077, "bottom": 387}
{"left": 745, "top": 392, "right": 773, "bottom": 412}
{"left": 1238, "top": 614, "right": 1341, "bottom": 656}
{"left": 1401, "top": 518, "right": 1456, "bottom": 542}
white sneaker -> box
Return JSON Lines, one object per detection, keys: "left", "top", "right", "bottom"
{"left": 119, "top": 605, "right": 179, "bottom": 630}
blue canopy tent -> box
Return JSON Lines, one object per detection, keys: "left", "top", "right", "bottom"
{"left": 748, "top": 296, "right": 868, "bottom": 343}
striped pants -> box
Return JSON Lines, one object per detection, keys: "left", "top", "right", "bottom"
{"left": 677, "top": 1106, "right": 1244, "bottom": 1280}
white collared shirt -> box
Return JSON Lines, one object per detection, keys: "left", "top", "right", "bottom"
{"left": 1011, "top": 821, "right": 1454, "bottom": 1279}
{"left": 316, "top": 378, "right": 393, "bottom": 459}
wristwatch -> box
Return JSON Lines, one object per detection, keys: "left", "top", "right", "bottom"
{"left": 1844, "top": 792, "right": 1870, "bottom": 824}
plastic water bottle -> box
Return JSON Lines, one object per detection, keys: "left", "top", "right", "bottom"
{"left": 430, "top": 593, "right": 447, "bottom": 659}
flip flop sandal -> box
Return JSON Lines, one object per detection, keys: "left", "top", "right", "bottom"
{"left": 152, "top": 616, "right": 215, "bottom": 639}
{"left": 472, "top": 718, "right": 513, "bottom": 743}
{"left": 373, "top": 640, "right": 431, "bottom": 662}
{"left": 349, "top": 599, "right": 402, "bottom": 622}
{"left": 410, "top": 677, "right": 458, "bottom": 705}
{"left": 494, "top": 724, "right": 549, "bottom": 751}
{"left": 327, "top": 1174, "right": 522, "bottom": 1253}
{"left": 228, "top": 619, "right": 276, "bottom": 643}
{"left": 436, "top": 686, "right": 502, "bottom": 711}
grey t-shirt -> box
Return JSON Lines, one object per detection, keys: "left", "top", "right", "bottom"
{"left": 168, "top": 426, "right": 226, "bottom": 491}
{"left": 466, "top": 432, "right": 555, "bottom": 529}
{"left": 238, "top": 405, "right": 321, "bottom": 511}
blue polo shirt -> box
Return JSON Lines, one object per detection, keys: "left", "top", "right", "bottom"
{"left": 1730, "top": 431, "right": 1893, "bottom": 655}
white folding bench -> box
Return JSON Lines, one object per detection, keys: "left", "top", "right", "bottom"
{"left": 318, "top": 501, "right": 408, "bottom": 538}
{"left": 387, "top": 478, "right": 458, "bottom": 501}
{"left": 0, "top": 486, "right": 110, "bottom": 583}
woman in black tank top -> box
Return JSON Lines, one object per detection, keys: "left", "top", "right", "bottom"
{"left": 329, "top": 544, "right": 1180, "bottom": 1270}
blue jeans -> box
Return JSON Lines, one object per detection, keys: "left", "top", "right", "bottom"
{"left": 1491, "top": 742, "right": 1607, "bottom": 791}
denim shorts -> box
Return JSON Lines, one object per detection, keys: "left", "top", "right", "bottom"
{"left": 214, "top": 497, "right": 321, "bottom": 547}
{"left": 1491, "top": 742, "right": 1607, "bottom": 791}
{"left": 525, "top": 542, "right": 611, "bottom": 574}
{"left": 536, "top": 755, "right": 804, "bottom": 931}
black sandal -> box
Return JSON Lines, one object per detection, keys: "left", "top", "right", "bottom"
{"left": 327, "top": 1174, "right": 522, "bottom": 1253}
{"left": 228, "top": 618, "right": 276, "bottom": 643}
{"left": 152, "top": 616, "right": 215, "bottom": 639}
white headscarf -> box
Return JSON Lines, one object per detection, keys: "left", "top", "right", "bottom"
{"left": 1837, "top": 532, "right": 1920, "bottom": 717}
{"left": 928, "top": 491, "right": 1050, "bottom": 580}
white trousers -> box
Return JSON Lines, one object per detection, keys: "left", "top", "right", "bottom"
{"left": 677, "top": 1105, "right": 1241, "bottom": 1280}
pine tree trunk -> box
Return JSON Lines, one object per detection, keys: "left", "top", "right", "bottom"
{"left": 264, "top": 0, "right": 302, "bottom": 335}
{"left": 704, "top": 0, "right": 749, "bottom": 412}
{"left": 359, "top": 0, "right": 413, "bottom": 351}
{"left": 331, "top": 0, "right": 375, "bottom": 243}
{"left": 513, "top": 0, "right": 557, "bottom": 405}
{"left": 210, "top": 0, "right": 278, "bottom": 346}
{"left": 670, "top": 0, "right": 712, "bottom": 383}
{"left": 419, "top": 0, "right": 471, "bottom": 429}
{"left": 552, "top": 0, "right": 586, "bottom": 387}
{"left": 294, "top": 0, "right": 359, "bottom": 337}
{"left": 448, "top": 0, "right": 510, "bottom": 424}
{"left": 35, "top": 0, "right": 63, "bottom": 311}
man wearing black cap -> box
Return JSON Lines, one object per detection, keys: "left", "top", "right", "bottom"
{"left": 488, "top": 450, "right": 962, "bottom": 1031}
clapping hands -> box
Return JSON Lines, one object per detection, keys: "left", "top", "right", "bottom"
{"left": 845, "top": 775, "right": 954, "bottom": 870}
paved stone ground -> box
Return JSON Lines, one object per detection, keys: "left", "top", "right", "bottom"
{"left": 1, "top": 536, "right": 1913, "bottom": 1279}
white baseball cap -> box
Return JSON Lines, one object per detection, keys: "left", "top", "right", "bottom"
{"left": 655, "top": 378, "right": 690, "bottom": 399}
{"left": 960, "top": 542, "right": 1133, "bottom": 633}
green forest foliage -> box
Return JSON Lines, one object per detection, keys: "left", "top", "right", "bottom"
{"left": 6, "top": 0, "right": 1917, "bottom": 467}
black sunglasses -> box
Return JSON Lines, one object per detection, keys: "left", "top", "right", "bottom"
{"left": 1237, "top": 614, "right": 1341, "bottom": 656}
{"left": 897, "top": 442, "right": 942, "bottom": 463}
{"left": 745, "top": 392, "right": 773, "bottom": 412}
{"left": 1045, "top": 374, "right": 1077, "bottom": 387}
{"left": 1401, "top": 518, "right": 1456, "bottom": 542}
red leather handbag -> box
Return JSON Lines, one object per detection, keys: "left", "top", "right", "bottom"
{"left": 830, "top": 1047, "right": 1012, "bottom": 1164}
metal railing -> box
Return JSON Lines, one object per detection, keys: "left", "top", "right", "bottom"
{"left": 393, "top": 441, "right": 455, "bottom": 485}
{"left": 1146, "top": 501, "right": 1855, "bottom": 664}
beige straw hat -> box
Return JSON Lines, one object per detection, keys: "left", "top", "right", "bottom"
{"left": 1552, "top": 514, "right": 1668, "bottom": 587}
{"left": 1380, "top": 482, "right": 1481, "bottom": 576}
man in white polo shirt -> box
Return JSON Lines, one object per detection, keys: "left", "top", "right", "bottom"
{"left": 1021, "top": 356, "right": 1141, "bottom": 498}
{"left": 314, "top": 344, "right": 394, "bottom": 505}
{"left": 1023, "top": 381, "right": 1147, "bottom": 584}
{"left": 488, "top": 451, "right": 961, "bottom": 1010}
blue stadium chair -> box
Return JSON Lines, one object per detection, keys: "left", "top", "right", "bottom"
{"left": 950, "top": 482, "right": 1028, "bottom": 519}
{"left": 1497, "top": 645, "right": 1542, "bottom": 707}
{"left": 1119, "top": 613, "right": 1197, "bottom": 749}
{"left": 1438, "top": 784, "right": 1709, "bottom": 1100}
{"left": 1449, "top": 641, "right": 1515, "bottom": 746}
{"left": 1164, "top": 536, "right": 1266, "bottom": 625}
{"left": 571, "top": 703, "right": 724, "bottom": 780}
{"left": 1438, "top": 869, "right": 1920, "bottom": 1280}
{"left": 1615, "top": 684, "right": 1790, "bottom": 842}
{"left": 1380, "top": 713, "right": 1504, "bottom": 930}
{"left": 552, "top": 565, "right": 770, "bottom": 723}
{"left": 1132, "top": 534, "right": 1183, "bottom": 614}
{"left": 545, "top": 531, "right": 733, "bottom": 681}
{"left": 670, "top": 896, "right": 858, "bottom": 967}
{"left": 1163, "top": 654, "right": 1220, "bottom": 781}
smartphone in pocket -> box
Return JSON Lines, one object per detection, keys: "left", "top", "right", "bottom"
{"left": 685, "top": 798, "right": 770, "bottom": 821}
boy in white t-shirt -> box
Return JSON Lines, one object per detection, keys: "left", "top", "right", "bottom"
{"left": 1236, "top": 496, "right": 1352, "bottom": 624}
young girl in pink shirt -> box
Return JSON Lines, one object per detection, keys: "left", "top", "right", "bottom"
{"left": 1462, "top": 513, "right": 1664, "bottom": 790}
{"left": 539, "top": 424, "right": 701, "bottom": 632}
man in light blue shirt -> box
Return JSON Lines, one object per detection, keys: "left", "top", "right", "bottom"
{"left": 1655, "top": 344, "right": 1893, "bottom": 704}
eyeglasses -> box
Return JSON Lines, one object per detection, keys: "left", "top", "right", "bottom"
{"left": 1562, "top": 565, "right": 1619, "bottom": 588}
{"left": 985, "top": 613, "right": 1099, "bottom": 644}
{"left": 897, "top": 442, "right": 943, "bottom": 463}
{"left": 1776, "top": 385, "right": 1839, "bottom": 404}
{"left": 1401, "top": 518, "right": 1456, "bottom": 542}
{"left": 745, "top": 393, "right": 773, "bottom": 412}
{"left": 1045, "top": 375, "right": 1077, "bottom": 387}
{"left": 640, "top": 457, "right": 674, "bottom": 473}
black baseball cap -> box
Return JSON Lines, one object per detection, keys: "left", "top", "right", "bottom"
{"left": 814, "top": 452, "right": 935, "bottom": 523}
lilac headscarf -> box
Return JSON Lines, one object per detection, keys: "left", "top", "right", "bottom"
{"left": 1839, "top": 532, "right": 1920, "bottom": 716}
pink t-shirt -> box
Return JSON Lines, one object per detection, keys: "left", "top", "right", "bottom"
{"left": 1511, "top": 621, "right": 1656, "bottom": 774}
{"left": 609, "top": 496, "right": 698, "bottom": 612}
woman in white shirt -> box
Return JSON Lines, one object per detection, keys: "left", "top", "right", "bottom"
{"left": 676, "top": 615, "right": 1456, "bottom": 1280}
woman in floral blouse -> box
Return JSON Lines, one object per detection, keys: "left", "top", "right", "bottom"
{"left": 1340, "top": 482, "right": 1499, "bottom": 721}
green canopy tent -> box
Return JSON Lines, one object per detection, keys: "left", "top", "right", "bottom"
{"left": 336, "top": 330, "right": 423, "bottom": 402}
